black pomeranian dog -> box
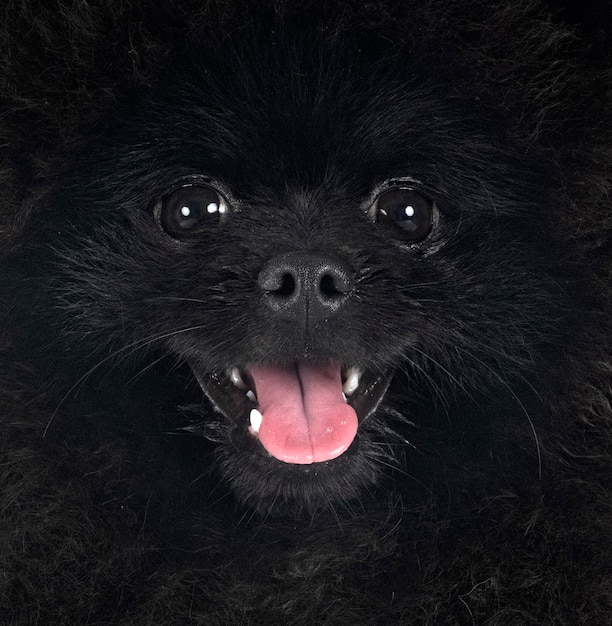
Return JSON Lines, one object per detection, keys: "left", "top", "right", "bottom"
{"left": 1, "top": 1, "right": 611, "bottom": 623}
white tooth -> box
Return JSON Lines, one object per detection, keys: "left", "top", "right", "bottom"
{"left": 342, "top": 367, "right": 361, "bottom": 396}
{"left": 342, "top": 392, "right": 348, "bottom": 403}
{"left": 229, "top": 368, "right": 247, "bottom": 390}
{"left": 249, "top": 408, "right": 263, "bottom": 434}
{"left": 246, "top": 390, "right": 257, "bottom": 402}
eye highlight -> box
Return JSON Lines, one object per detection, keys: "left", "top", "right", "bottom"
{"left": 369, "top": 187, "right": 434, "bottom": 242}
{"left": 157, "top": 184, "right": 230, "bottom": 237}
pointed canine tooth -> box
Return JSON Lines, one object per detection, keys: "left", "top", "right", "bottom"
{"left": 342, "top": 367, "right": 361, "bottom": 396}
{"left": 229, "top": 368, "right": 247, "bottom": 390}
{"left": 246, "top": 390, "right": 257, "bottom": 402}
{"left": 342, "top": 392, "right": 348, "bottom": 403}
{"left": 249, "top": 408, "right": 263, "bottom": 434}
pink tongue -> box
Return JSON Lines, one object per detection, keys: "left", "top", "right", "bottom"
{"left": 249, "top": 361, "right": 358, "bottom": 464}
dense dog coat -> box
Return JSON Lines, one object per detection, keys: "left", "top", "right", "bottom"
{"left": 0, "top": 1, "right": 611, "bottom": 623}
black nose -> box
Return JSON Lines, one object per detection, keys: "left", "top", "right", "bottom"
{"left": 257, "top": 251, "right": 354, "bottom": 323}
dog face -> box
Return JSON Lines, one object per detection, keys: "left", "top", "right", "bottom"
{"left": 6, "top": 14, "right": 577, "bottom": 512}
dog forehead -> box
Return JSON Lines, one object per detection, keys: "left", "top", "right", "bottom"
{"left": 144, "top": 28, "right": 435, "bottom": 157}
{"left": 140, "top": 64, "right": 434, "bottom": 197}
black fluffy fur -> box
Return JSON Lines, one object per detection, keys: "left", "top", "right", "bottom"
{"left": 1, "top": 1, "right": 611, "bottom": 623}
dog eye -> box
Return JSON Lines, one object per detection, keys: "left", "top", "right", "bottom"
{"left": 157, "top": 185, "right": 230, "bottom": 237}
{"left": 369, "top": 188, "right": 434, "bottom": 242}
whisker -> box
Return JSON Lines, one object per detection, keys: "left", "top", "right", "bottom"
{"left": 44, "top": 324, "right": 209, "bottom": 436}
{"left": 425, "top": 335, "right": 543, "bottom": 479}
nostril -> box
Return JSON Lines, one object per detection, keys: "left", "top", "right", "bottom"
{"left": 257, "top": 265, "right": 296, "bottom": 297}
{"left": 318, "top": 262, "right": 354, "bottom": 299}
{"left": 274, "top": 273, "right": 296, "bottom": 298}
{"left": 319, "top": 272, "right": 344, "bottom": 300}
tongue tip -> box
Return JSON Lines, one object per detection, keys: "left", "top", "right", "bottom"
{"left": 258, "top": 405, "right": 358, "bottom": 465}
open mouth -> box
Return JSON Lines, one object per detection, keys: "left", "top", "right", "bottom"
{"left": 191, "top": 360, "right": 392, "bottom": 465}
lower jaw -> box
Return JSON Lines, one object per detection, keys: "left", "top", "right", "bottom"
{"left": 216, "top": 428, "right": 384, "bottom": 515}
